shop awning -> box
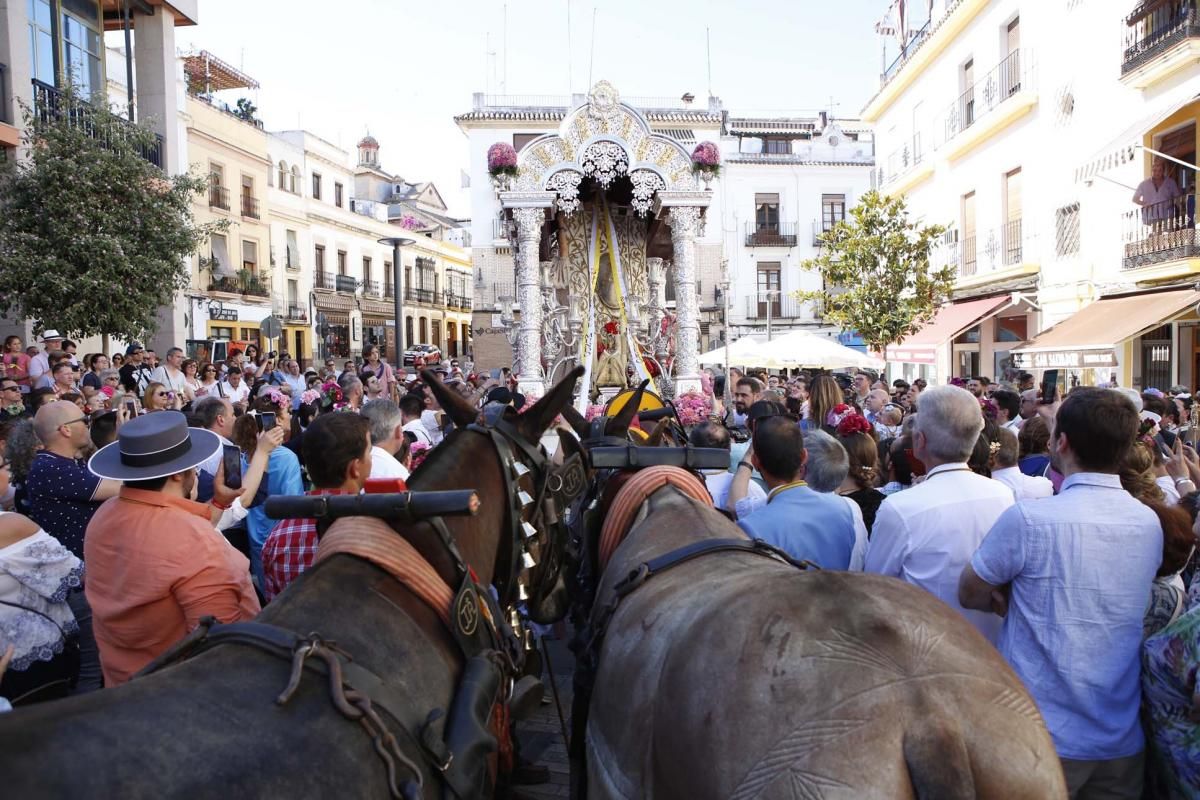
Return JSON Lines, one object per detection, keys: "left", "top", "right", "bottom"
{"left": 1074, "top": 90, "right": 1199, "bottom": 183}
{"left": 885, "top": 295, "right": 1013, "bottom": 364}
{"left": 1012, "top": 288, "right": 1200, "bottom": 370}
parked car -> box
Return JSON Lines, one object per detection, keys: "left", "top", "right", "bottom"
{"left": 403, "top": 343, "right": 442, "bottom": 367}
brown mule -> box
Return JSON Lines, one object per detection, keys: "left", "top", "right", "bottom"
{"left": 562, "top": 412, "right": 1065, "bottom": 799}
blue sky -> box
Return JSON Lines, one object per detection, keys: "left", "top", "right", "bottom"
{"left": 183, "top": 0, "right": 887, "bottom": 215}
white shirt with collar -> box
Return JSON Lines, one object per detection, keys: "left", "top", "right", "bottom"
{"left": 369, "top": 445, "right": 410, "bottom": 481}
{"left": 865, "top": 461, "right": 1015, "bottom": 644}
{"left": 402, "top": 418, "right": 433, "bottom": 446}
{"left": 702, "top": 469, "right": 766, "bottom": 520}
{"left": 1155, "top": 475, "right": 1182, "bottom": 506}
{"left": 221, "top": 380, "right": 250, "bottom": 405}
{"left": 150, "top": 364, "right": 188, "bottom": 394}
{"left": 1002, "top": 417, "right": 1022, "bottom": 432}
{"left": 992, "top": 466, "right": 1053, "bottom": 501}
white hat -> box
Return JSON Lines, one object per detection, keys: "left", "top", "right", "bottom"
{"left": 40, "top": 329, "right": 62, "bottom": 342}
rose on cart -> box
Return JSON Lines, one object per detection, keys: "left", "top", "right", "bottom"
{"left": 674, "top": 391, "right": 713, "bottom": 427}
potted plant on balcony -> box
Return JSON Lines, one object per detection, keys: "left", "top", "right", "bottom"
{"left": 487, "top": 142, "right": 519, "bottom": 191}
{"left": 691, "top": 141, "right": 721, "bottom": 188}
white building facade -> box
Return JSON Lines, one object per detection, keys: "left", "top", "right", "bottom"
{"left": 457, "top": 92, "right": 876, "bottom": 372}
{"left": 720, "top": 115, "right": 875, "bottom": 342}
{"left": 867, "top": 0, "right": 1200, "bottom": 390}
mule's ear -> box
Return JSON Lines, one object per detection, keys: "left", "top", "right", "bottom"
{"left": 422, "top": 369, "right": 477, "bottom": 429}
{"left": 644, "top": 418, "right": 671, "bottom": 447}
{"left": 560, "top": 404, "right": 590, "bottom": 439}
{"left": 514, "top": 366, "right": 585, "bottom": 444}
{"left": 606, "top": 379, "right": 649, "bottom": 439}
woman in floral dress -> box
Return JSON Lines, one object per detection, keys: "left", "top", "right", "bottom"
{"left": 1143, "top": 585, "right": 1200, "bottom": 797}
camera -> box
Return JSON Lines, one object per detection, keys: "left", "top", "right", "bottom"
{"left": 256, "top": 411, "right": 277, "bottom": 432}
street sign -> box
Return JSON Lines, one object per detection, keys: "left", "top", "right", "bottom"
{"left": 261, "top": 315, "right": 283, "bottom": 339}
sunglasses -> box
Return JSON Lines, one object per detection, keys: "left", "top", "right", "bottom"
{"left": 1, "top": 384, "right": 19, "bottom": 392}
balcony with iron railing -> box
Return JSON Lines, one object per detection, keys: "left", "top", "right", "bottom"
{"left": 881, "top": 133, "right": 926, "bottom": 188}
{"left": 1123, "top": 194, "right": 1199, "bottom": 269}
{"left": 406, "top": 287, "right": 436, "bottom": 305}
{"left": 207, "top": 270, "right": 269, "bottom": 298}
{"left": 363, "top": 279, "right": 382, "bottom": 297}
{"left": 384, "top": 282, "right": 395, "bottom": 299}
{"left": 284, "top": 249, "right": 301, "bottom": 272}
{"left": 939, "top": 50, "right": 1033, "bottom": 152}
{"left": 743, "top": 294, "right": 806, "bottom": 320}
{"left": 478, "top": 282, "right": 516, "bottom": 308}
{"left": 1122, "top": 0, "right": 1200, "bottom": 77}
{"left": 314, "top": 270, "right": 337, "bottom": 291}
{"left": 240, "top": 194, "right": 260, "bottom": 219}
{"left": 936, "top": 220, "right": 1033, "bottom": 280}
{"left": 31, "top": 80, "right": 164, "bottom": 167}
{"left": 209, "top": 184, "right": 230, "bottom": 211}
{"left": 493, "top": 218, "right": 509, "bottom": 241}
{"left": 286, "top": 304, "right": 308, "bottom": 322}
{"left": 745, "top": 221, "right": 798, "bottom": 247}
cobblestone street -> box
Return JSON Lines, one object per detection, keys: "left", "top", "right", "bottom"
{"left": 514, "top": 636, "right": 574, "bottom": 799}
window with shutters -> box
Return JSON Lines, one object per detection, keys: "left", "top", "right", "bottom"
{"left": 821, "top": 194, "right": 846, "bottom": 231}
{"left": 757, "top": 262, "right": 781, "bottom": 318}
{"left": 755, "top": 193, "right": 780, "bottom": 232}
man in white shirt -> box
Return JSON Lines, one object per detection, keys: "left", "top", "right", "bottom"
{"left": 1132, "top": 158, "right": 1182, "bottom": 223}
{"left": 149, "top": 347, "right": 188, "bottom": 396}
{"left": 220, "top": 367, "right": 250, "bottom": 407}
{"left": 688, "top": 422, "right": 765, "bottom": 520}
{"left": 991, "top": 427, "right": 1052, "bottom": 500}
{"left": 361, "top": 399, "right": 411, "bottom": 481}
{"left": 28, "top": 329, "right": 63, "bottom": 389}
{"left": 865, "top": 385, "right": 1014, "bottom": 643}
{"left": 399, "top": 393, "right": 433, "bottom": 446}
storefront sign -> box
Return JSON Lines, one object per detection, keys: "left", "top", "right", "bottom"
{"left": 209, "top": 307, "right": 238, "bottom": 322}
{"left": 1011, "top": 349, "right": 1117, "bottom": 369}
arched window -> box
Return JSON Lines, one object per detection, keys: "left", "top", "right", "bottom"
{"left": 277, "top": 161, "right": 288, "bottom": 190}
{"left": 290, "top": 165, "right": 301, "bottom": 194}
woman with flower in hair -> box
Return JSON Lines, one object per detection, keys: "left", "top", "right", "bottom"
{"left": 834, "top": 413, "right": 886, "bottom": 534}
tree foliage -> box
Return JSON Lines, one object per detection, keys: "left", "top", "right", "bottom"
{"left": 0, "top": 90, "right": 225, "bottom": 341}
{"left": 798, "top": 190, "right": 954, "bottom": 357}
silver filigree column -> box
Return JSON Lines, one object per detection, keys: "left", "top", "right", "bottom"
{"left": 668, "top": 207, "right": 703, "bottom": 394}
{"left": 513, "top": 207, "right": 547, "bottom": 396}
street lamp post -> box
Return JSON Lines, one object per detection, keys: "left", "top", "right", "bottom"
{"left": 378, "top": 236, "right": 415, "bottom": 374}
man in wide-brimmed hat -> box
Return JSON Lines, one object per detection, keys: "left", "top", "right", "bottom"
{"left": 83, "top": 411, "right": 260, "bottom": 685}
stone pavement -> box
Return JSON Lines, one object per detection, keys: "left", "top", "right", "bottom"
{"left": 513, "top": 635, "right": 574, "bottom": 799}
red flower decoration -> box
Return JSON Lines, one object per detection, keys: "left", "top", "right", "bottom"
{"left": 603, "top": 321, "right": 620, "bottom": 336}
{"left": 832, "top": 403, "right": 850, "bottom": 415}
{"left": 643, "top": 357, "right": 660, "bottom": 377}
{"left": 836, "top": 413, "right": 874, "bottom": 437}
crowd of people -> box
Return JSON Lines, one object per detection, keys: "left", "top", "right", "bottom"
{"left": 697, "top": 365, "right": 1199, "bottom": 798}
{"left": 0, "top": 324, "right": 1198, "bottom": 796}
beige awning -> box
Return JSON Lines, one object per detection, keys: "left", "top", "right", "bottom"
{"left": 1012, "top": 288, "right": 1200, "bottom": 369}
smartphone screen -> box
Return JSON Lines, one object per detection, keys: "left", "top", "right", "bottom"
{"left": 1039, "top": 369, "right": 1059, "bottom": 405}
{"left": 125, "top": 399, "right": 137, "bottom": 415}
{"left": 222, "top": 445, "right": 243, "bottom": 490}
{"left": 259, "top": 412, "right": 276, "bottom": 432}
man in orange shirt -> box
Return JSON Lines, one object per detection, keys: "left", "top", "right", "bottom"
{"left": 84, "top": 411, "right": 260, "bottom": 686}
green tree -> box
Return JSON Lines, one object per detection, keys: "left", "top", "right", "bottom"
{"left": 0, "top": 90, "right": 225, "bottom": 342}
{"left": 798, "top": 190, "right": 954, "bottom": 364}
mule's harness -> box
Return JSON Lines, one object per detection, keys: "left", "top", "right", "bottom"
{"left": 136, "top": 408, "right": 583, "bottom": 800}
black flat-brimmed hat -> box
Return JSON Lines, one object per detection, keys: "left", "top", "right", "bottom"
{"left": 88, "top": 410, "right": 220, "bottom": 482}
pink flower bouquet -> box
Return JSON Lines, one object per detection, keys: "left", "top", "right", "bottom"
{"left": 674, "top": 391, "right": 713, "bottom": 427}
{"left": 691, "top": 141, "right": 721, "bottom": 176}
{"left": 487, "top": 142, "right": 519, "bottom": 178}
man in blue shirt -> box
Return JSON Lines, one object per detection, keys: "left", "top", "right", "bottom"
{"left": 737, "top": 416, "right": 855, "bottom": 569}
{"left": 960, "top": 387, "right": 1161, "bottom": 797}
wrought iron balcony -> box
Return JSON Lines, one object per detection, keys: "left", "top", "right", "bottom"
{"left": 1123, "top": 0, "right": 1200, "bottom": 75}
{"left": 363, "top": 279, "right": 382, "bottom": 297}
{"left": 208, "top": 271, "right": 269, "bottom": 298}
{"left": 384, "top": 282, "right": 395, "bottom": 299}
{"left": 406, "top": 287, "right": 435, "bottom": 304}
{"left": 1123, "top": 194, "right": 1198, "bottom": 269}
{"left": 240, "top": 194, "right": 260, "bottom": 219}
{"left": 745, "top": 222, "right": 798, "bottom": 247}
{"left": 315, "top": 270, "right": 337, "bottom": 291}
{"left": 286, "top": 304, "right": 308, "bottom": 321}
{"left": 284, "top": 250, "right": 301, "bottom": 272}
{"left": 31, "top": 79, "right": 162, "bottom": 168}
{"left": 743, "top": 294, "right": 806, "bottom": 320}
{"left": 940, "top": 50, "right": 1030, "bottom": 145}
{"left": 882, "top": 133, "right": 925, "bottom": 187}
{"left": 209, "top": 185, "right": 230, "bottom": 211}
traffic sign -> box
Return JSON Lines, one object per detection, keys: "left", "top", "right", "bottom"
{"left": 261, "top": 315, "right": 283, "bottom": 339}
